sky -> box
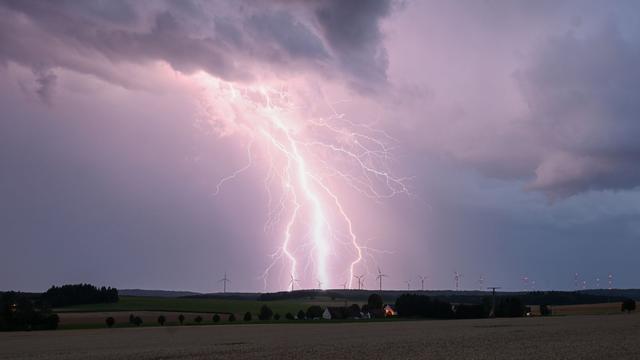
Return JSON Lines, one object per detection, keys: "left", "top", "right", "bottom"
{"left": 1, "top": 0, "right": 639, "bottom": 293}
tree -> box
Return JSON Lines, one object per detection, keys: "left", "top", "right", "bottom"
{"left": 258, "top": 305, "right": 274, "bottom": 321}
{"left": 243, "top": 312, "right": 252, "bottom": 322}
{"left": 495, "top": 297, "right": 526, "bottom": 318}
{"left": 539, "top": 304, "right": 552, "bottom": 316}
{"left": 621, "top": 299, "right": 636, "bottom": 313}
{"left": 285, "top": 312, "right": 294, "bottom": 320}
{"left": 228, "top": 314, "right": 236, "bottom": 322}
{"left": 212, "top": 314, "right": 220, "bottom": 323}
{"left": 348, "top": 304, "right": 362, "bottom": 318}
{"left": 105, "top": 317, "right": 115, "bottom": 328}
{"left": 296, "top": 310, "right": 306, "bottom": 320}
{"left": 194, "top": 315, "right": 203, "bottom": 324}
{"left": 306, "top": 305, "right": 323, "bottom": 319}
{"left": 274, "top": 313, "right": 281, "bottom": 320}
{"left": 0, "top": 292, "right": 59, "bottom": 331}
{"left": 157, "top": 315, "right": 166, "bottom": 326}
{"left": 132, "top": 316, "right": 143, "bottom": 326}
{"left": 178, "top": 314, "right": 185, "bottom": 325}
{"left": 368, "top": 294, "right": 384, "bottom": 310}
{"left": 42, "top": 284, "right": 119, "bottom": 307}
{"left": 129, "top": 313, "right": 135, "bottom": 324}
{"left": 395, "top": 294, "right": 454, "bottom": 319}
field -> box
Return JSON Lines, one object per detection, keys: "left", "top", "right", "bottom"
{"left": 55, "top": 296, "right": 358, "bottom": 329}
{"left": 1, "top": 312, "right": 639, "bottom": 359}
{"left": 54, "top": 296, "right": 630, "bottom": 329}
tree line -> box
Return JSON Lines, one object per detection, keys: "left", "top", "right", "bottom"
{"left": 42, "top": 284, "right": 118, "bottom": 307}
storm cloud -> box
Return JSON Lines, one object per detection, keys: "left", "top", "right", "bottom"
{"left": 0, "top": 0, "right": 393, "bottom": 95}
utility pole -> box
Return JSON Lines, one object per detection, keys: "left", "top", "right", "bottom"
{"left": 487, "top": 287, "right": 501, "bottom": 318}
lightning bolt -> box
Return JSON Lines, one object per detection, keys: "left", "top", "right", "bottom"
{"left": 197, "top": 74, "right": 409, "bottom": 291}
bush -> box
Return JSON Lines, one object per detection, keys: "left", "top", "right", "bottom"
{"left": 132, "top": 316, "right": 143, "bottom": 326}
{"left": 285, "top": 312, "right": 294, "bottom": 320}
{"left": 228, "top": 314, "right": 236, "bottom": 322}
{"left": 105, "top": 317, "right": 115, "bottom": 328}
{"left": 539, "top": 304, "right": 552, "bottom": 316}
{"left": 157, "top": 315, "right": 166, "bottom": 326}
{"left": 296, "top": 310, "right": 306, "bottom": 320}
{"left": 45, "top": 314, "right": 59, "bottom": 330}
{"left": 368, "top": 294, "right": 384, "bottom": 310}
{"left": 306, "top": 305, "right": 323, "bottom": 319}
{"left": 194, "top": 315, "right": 203, "bottom": 324}
{"left": 212, "top": 314, "right": 220, "bottom": 323}
{"left": 621, "top": 299, "right": 636, "bottom": 313}
{"left": 178, "top": 314, "right": 185, "bottom": 325}
{"left": 348, "top": 304, "right": 362, "bottom": 318}
{"left": 274, "top": 313, "right": 281, "bottom": 320}
{"left": 258, "top": 305, "right": 274, "bottom": 321}
{"left": 243, "top": 312, "right": 252, "bottom": 322}
{"left": 129, "top": 313, "right": 135, "bottom": 324}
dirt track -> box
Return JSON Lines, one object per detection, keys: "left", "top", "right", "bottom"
{"left": 1, "top": 314, "right": 639, "bottom": 359}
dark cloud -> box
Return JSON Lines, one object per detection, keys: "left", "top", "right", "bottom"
{"left": 517, "top": 24, "right": 640, "bottom": 198}
{"left": 315, "top": 0, "right": 392, "bottom": 88}
{"left": 33, "top": 69, "right": 58, "bottom": 104}
{"left": 0, "top": 0, "right": 395, "bottom": 102}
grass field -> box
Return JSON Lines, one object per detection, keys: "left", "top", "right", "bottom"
{"left": 3, "top": 312, "right": 639, "bottom": 359}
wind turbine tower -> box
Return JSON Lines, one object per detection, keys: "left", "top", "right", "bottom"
{"left": 354, "top": 274, "right": 365, "bottom": 290}
{"left": 219, "top": 272, "right": 230, "bottom": 293}
{"left": 454, "top": 271, "right": 462, "bottom": 291}
{"left": 376, "top": 267, "right": 388, "bottom": 291}
{"left": 418, "top": 275, "right": 428, "bottom": 291}
{"left": 289, "top": 274, "right": 300, "bottom": 292}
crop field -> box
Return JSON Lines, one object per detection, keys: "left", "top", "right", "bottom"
{"left": 2, "top": 312, "right": 639, "bottom": 360}
{"left": 54, "top": 296, "right": 359, "bottom": 329}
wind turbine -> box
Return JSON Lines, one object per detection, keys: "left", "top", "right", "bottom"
{"left": 354, "top": 274, "right": 365, "bottom": 290}
{"left": 289, "top": 274, "right": 300, "bottom": 292}
{"left": 317, "top": 279, "right": 323, "bottom": 290}
{"left": 341, "top": 281, "right": 347, "bottom": 290}
{"left": 219, "top": 272, "right": 230, "bottom": 293}
{"left": 376, "top": 267, "right": 388, "bottom": 291}
{"left": 454, "top": 271, "right": 462, "bottom": 291}
{"left": 418, "top": 275, "right": 428, "bottom": 291}
{"left": 405, "top": 280, "right": 411, "bottom": 291}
